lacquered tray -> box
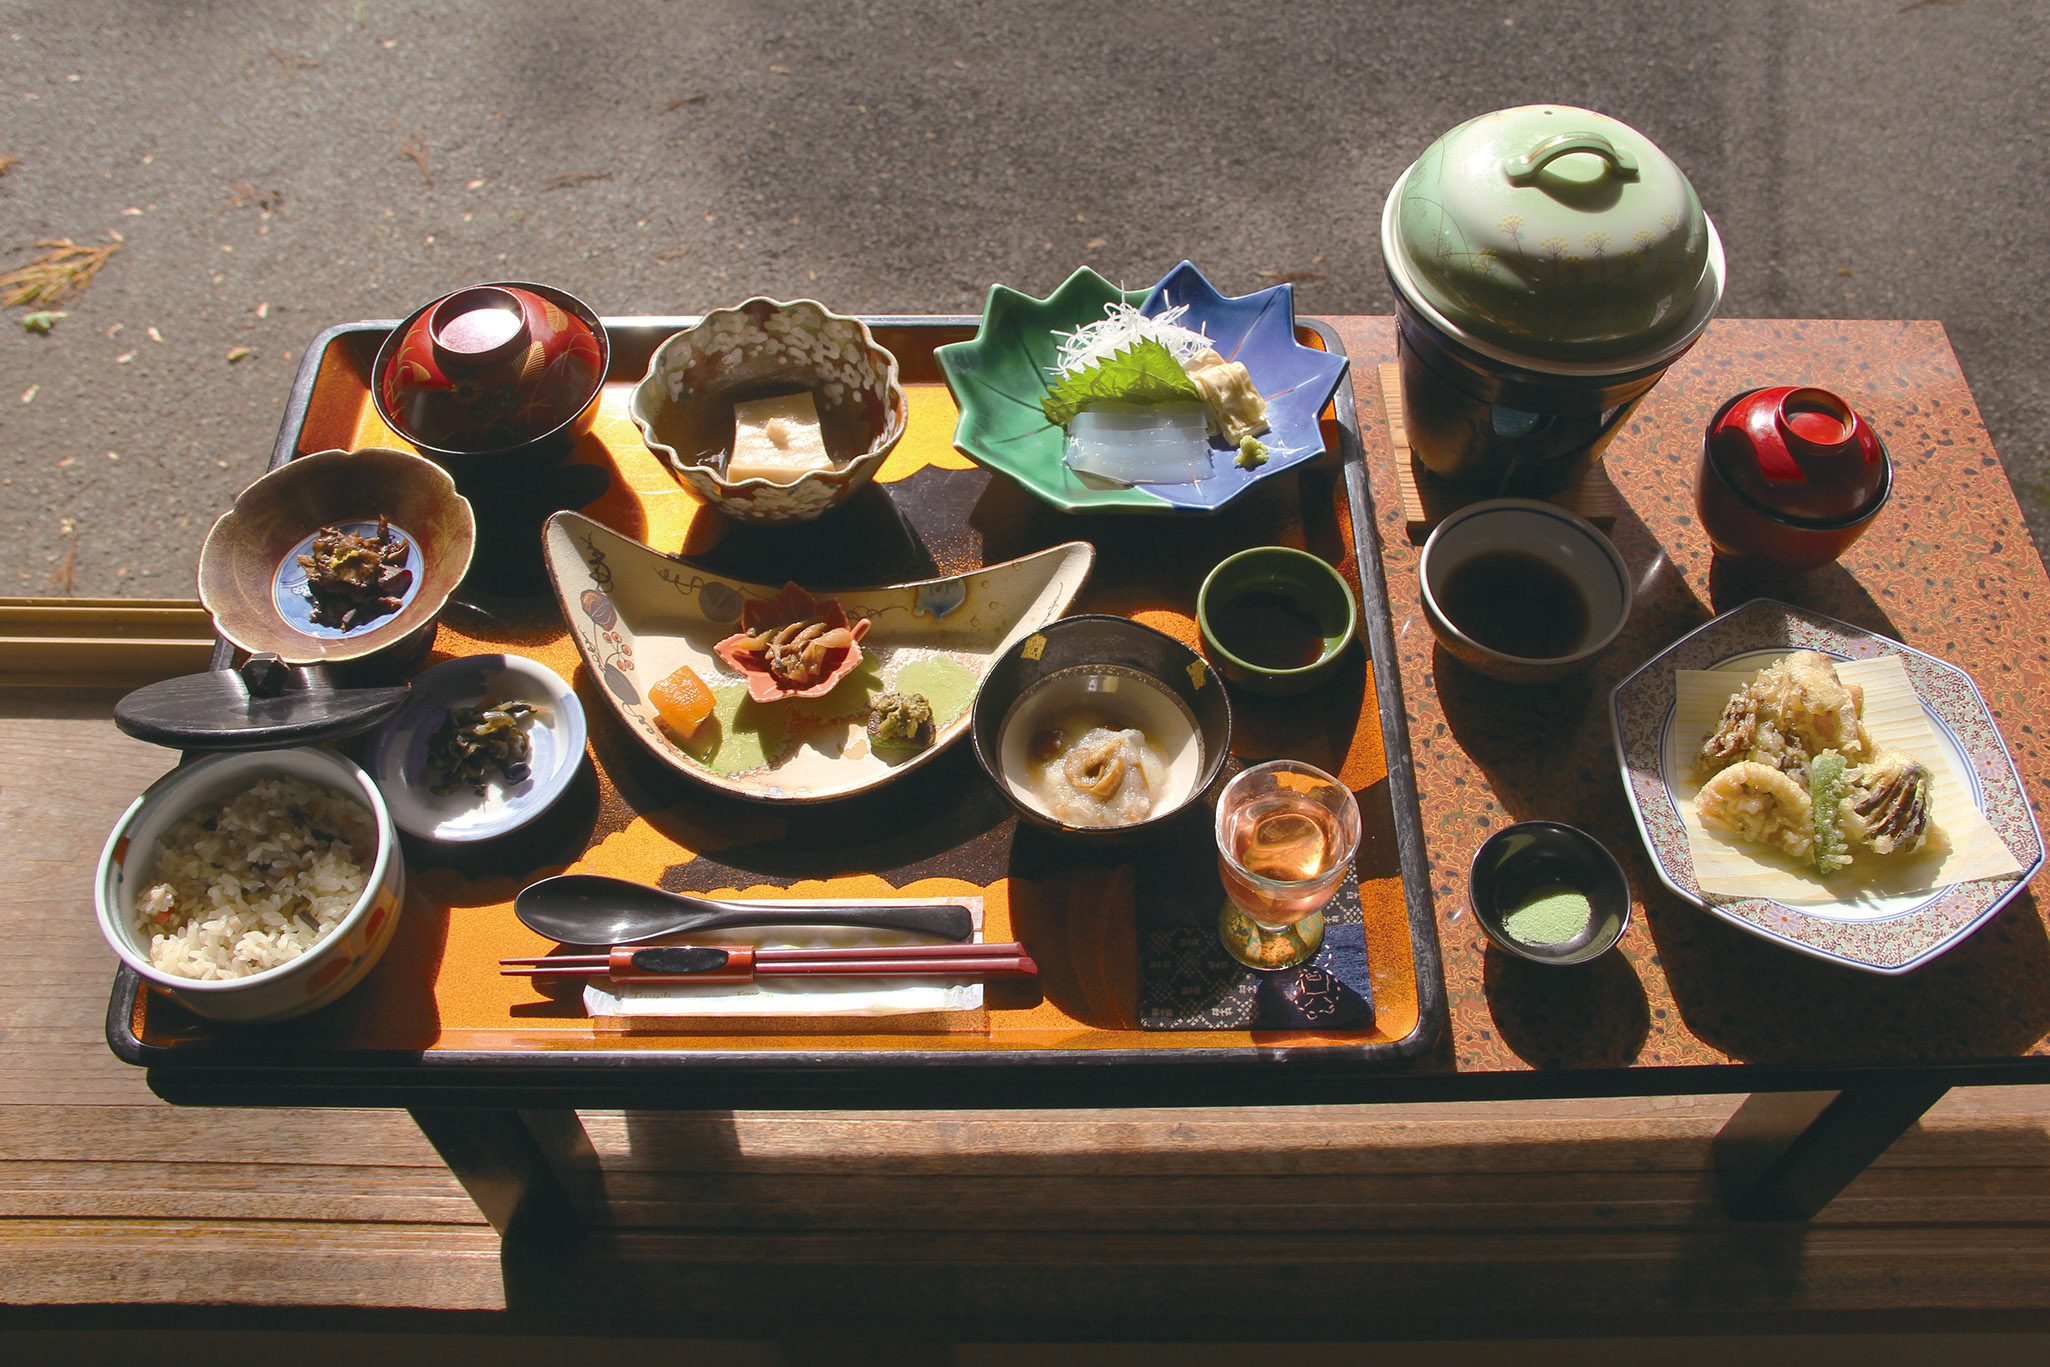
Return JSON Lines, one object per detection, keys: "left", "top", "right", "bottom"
{"left": 107, "top": 315, "right": 1445, "bottom": 1083}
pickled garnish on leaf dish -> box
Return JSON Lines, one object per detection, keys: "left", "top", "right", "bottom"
{"left": 712, "top": 582, "right": 873, "bottom": 703}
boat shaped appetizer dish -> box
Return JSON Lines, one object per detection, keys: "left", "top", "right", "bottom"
{"left": 1610, "top": 599, "right": 2043, "bottom": 974}
{"left": 543, "top": 510, "right": 1095, "bottom": 802}
{"left": 936, "top": 261, "right": 1350, "bottom": 515}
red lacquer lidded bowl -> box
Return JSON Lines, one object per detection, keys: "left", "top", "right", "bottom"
{"left": 1695, "top": 385, "right": 1891, "bottom": 572}
{"left": 374, "top": 281, "right": 608, "bottom": 466}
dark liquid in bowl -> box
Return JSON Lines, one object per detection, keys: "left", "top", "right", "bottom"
{"left": 1439, "top": 550, "right": 1590, "bottom": 659}
{"left": 1209, "top": 591, "right": 1326, "bottom": 669}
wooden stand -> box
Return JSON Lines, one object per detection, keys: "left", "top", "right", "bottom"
{"left": 1379, "top": 362, "right": 1620, "bottom": 536}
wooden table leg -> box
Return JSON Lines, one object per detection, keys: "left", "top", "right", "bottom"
{"left": 409, "top": 1107, "right": 602, "bottom": 1237}
{"left": 1714, "top": 1085, "right": 1948, "bottom": 1221}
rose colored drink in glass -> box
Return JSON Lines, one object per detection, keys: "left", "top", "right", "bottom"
{"left": 1215, "top": 760, "right": 1362, "bottom": 970}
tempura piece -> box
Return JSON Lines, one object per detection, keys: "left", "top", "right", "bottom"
{"left": 1842, "top": 748, "right": 1938, "bottom": 857}
{"left": 1697, "top": 760, "right": 1815, "bottom": 860}
{"left": 1809, "top": 750, "right": 1852, "bottom": 875}
{"left": 1692, "top": 650, "right": 1870, "bottom": 784}
{"left": 1692, "top": 651, "right": 1947, "bottom": 875}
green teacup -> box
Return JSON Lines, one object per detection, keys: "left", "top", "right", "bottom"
{"left": 1197, "top": 546, "right": 1358, "bottom": 696}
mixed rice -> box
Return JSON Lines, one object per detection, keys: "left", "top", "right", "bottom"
{"left": 134, "top": 776, "right": 376, "bottom": 980}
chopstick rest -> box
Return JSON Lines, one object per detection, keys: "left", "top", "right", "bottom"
{"left": 502, "top": 942, "right": 1037, "bottom": 986}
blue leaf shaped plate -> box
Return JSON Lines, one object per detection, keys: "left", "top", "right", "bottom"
{"left": 936, "top": 261, "right": 1351, "bottom": 515}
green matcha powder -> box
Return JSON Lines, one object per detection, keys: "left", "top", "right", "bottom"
{"left": 1500, "top": 883, "right": 1592, "bottom": 947}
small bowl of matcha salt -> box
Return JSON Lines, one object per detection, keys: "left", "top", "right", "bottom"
{"left": 1469, "top": 820, "right": 1631, "bottom": 966}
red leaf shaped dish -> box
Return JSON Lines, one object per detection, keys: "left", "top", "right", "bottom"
{"left": 713, "top": 582, "right": 874, "bottom": 703}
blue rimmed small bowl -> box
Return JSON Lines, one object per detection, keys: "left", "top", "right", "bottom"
{"left": 363, "top": 653, "right": 587, "bottom": 844}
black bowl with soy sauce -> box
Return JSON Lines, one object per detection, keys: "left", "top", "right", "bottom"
{"left": 1419, "top": 499, "right": 1632, "bottom": 684}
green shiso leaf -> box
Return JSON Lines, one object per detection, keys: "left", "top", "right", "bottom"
{"left": 1039, "top": 338, "right": 1200, "bottom": 427}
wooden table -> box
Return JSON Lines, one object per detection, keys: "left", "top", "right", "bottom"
{"left": 107, "top": 316, "right": 2050, "bottom": 1240}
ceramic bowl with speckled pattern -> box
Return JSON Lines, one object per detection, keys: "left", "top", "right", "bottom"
{"left": 630, "top": 298, "right": 908, "bottom": 525}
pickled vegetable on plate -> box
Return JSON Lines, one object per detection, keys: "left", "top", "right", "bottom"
{"left": 426, "top": 699, "right": 539, "bottom": 796}
{"left": 298, "top": 516, "right": 413, "bottom": 630}
{"left": 650, "top": 665, "right": 716, "bottom": 738}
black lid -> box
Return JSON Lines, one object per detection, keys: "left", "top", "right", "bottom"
{"left": 115, "top": 655, "right": 410, "bottom": 752}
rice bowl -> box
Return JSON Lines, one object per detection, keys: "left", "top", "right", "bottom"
{"left": 135, "top": 775, "right": 374, "bottom": 980}
{"left": 97, "top": 746, "right": 404, "bottom": 1022}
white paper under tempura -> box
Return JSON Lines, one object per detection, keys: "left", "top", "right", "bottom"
{"left": 1673, "top": 656, "right": 2021, "bottom": 906}
{"left": 583, "top": 897, "right": 985, "bottom": 1017}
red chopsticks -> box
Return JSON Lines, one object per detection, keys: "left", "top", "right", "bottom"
{"left": 500, "top": 941, "right": 1037, "bottom": 986}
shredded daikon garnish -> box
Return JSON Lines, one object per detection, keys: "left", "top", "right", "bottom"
{"left": 1052, "top": 301, "right": 1214, "bottom": 375}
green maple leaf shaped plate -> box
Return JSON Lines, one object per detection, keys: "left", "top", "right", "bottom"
{"left": 935, "top": 262, "right": 1350, "bottom": 515}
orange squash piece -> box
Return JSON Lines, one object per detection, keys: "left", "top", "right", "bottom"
{"left": 650, "top": 664, "right": 716, "bottom": 738}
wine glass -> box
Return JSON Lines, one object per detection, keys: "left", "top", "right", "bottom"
{"left": 1215, "top": 759, "right": 1362, "bottom": 970}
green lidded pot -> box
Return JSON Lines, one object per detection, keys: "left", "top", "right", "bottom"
{"left": 1383, "top": 104, "right": 1724, "bottom": 370}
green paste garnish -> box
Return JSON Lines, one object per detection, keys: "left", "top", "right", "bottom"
{"left": 678, "top": 682, "right": 788, "bottom": 776}
{"left": 1500, "top": 884, "right": 1592, "bottom": 947}
{"left": 891, "top": 656, "right": 976, "bottom": 730}
{"left": 1235, "top": 435, "right": 1269, "bottom": 469}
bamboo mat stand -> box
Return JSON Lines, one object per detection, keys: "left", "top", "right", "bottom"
{"left": 1379, "top": 362, "right": 1620, "bottom": 537}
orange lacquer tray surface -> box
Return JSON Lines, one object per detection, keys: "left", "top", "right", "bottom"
{"left": 125, "top": 319, "right": 1436, "bottom": 1066}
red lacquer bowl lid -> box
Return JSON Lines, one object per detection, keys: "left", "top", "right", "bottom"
{"left": 377, "top": 283, "right": 604, "bottom": 454}
{"left": 1705, "top": 386, "right": 1888, "bottom": 522}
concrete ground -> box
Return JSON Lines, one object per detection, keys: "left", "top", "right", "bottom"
{"left": 1, "top": 0, "right": 2045, "bottom": 597}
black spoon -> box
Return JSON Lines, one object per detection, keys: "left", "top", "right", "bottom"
{"left": 513, "top": 874, "right": 975, "bottom": 947}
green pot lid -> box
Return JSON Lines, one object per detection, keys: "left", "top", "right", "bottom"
{"left": 1384, "top": 105, "right": 1724, "bottom": 368}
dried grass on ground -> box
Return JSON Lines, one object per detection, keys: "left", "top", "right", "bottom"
{"left": 0, "top": 237, "right": 122, "bottom": 308}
